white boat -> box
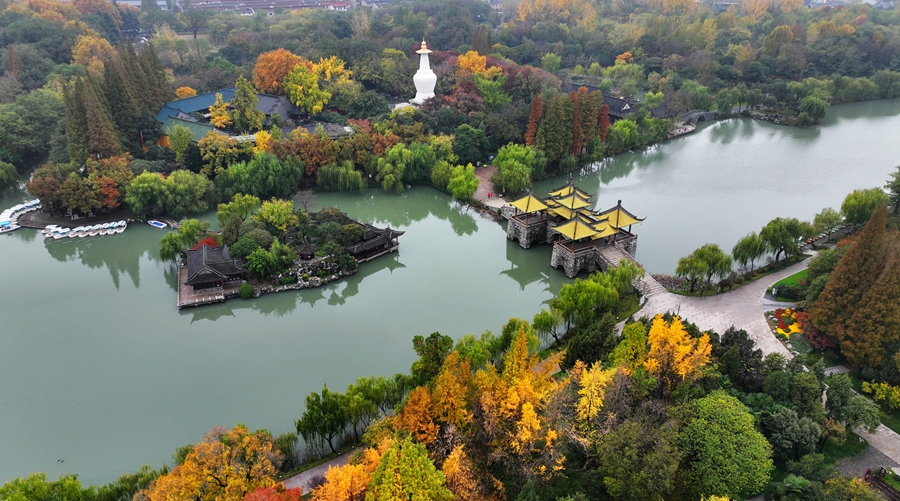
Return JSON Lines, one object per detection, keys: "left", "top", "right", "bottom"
{"left": 69, "top": 227, "right": 81, "bottom": 238}
{"left": 43, "top": 225, "right": 57, "bottom": 237}
{"left": 0, "top": 223, "right": 18, "bottom": 234}
{"left": 89, "top": 225, "right": 101, "bottom": 237}
{"left": 53, "top": 227, "right": 69, "bottom": 239}
{"left": 77, "top": 226, "right": 89, "bottom": 238}
{"left": 147, "top": 220, "right": 167, "bottom": 229}
{"left": 116, "top": 222, "right": 126, "bottom": 234}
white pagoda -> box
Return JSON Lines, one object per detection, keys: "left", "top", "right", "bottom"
{"left": 411, "top": 40, "right": 437, "bottom": 105}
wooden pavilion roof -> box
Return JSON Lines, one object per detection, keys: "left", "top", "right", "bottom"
{"left": 547, "top": 182, "right": 593, "bottom": 200}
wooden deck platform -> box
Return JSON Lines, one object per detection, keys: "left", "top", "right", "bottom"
{"left": 177, "top": 265, "right": 242, "bottom": 309}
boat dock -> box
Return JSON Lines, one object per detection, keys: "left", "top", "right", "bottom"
{"left": 176, "top": 265, "right": 241, "bottom": 309}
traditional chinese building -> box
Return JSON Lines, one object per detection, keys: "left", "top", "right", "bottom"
{"left": 505, "top": 183, "right": 644, "bottom": 278}
{"left": 184, "top": 245, "right": 247, "bottom": 291}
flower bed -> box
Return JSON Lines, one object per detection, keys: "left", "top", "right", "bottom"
{"left": 774, "top": 308, "right": 804, "bottom": 338}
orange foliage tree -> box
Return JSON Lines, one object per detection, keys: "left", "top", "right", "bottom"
{"left": 310, "top": 439, "right": 388, "bottom": 501}
{"left": 644, "top": 315, "right": 711, "bottom": 393}
{"left": 141, "top": 425, "right": 281, "bottom": 501}
{"left": 242, "top": 485, "right": 303, "bottom": 501}
{"left": 253, "top": 49, "right": 310, "bottom": 95}
{"left": 394, "top": 386, "right": 439, "bottom": 445}
{"left": 432, "top": 351, "right": 475, "bottom": 430}
{"left": 525, "top": 94, "right": 543, "bottom": 147}
{"left": 473, "top": 325, "right": 565, "bottom": 481}
{"left": 176, "top": 86, "right": 198, "bottom": 99}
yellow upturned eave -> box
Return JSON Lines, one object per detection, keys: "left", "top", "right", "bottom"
{"left": 604, "top": 208, "right": 642, "bottom": 228}
{"left": 555, "top": 218, "right": 600, "bottom": 240}
{"left": 510, "top": 194, "right": 548, "bottom": 214}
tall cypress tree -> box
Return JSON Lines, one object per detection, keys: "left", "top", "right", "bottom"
{"left": 811, "top": 205, "right": 888, "bottom": 352}
{"left": 64, "top": 80, "right": 89, "bottom": 164}
{"left": 231, "top": 75, "right": 264, "bottom": 133}
{"left": 569, "top": 91, "right": 583, "bottom": 156}
{"left": 534, "top": 94, "right": 571, "bottom": 165}
{"left": 579, "top": 89, "right": 600, "bottom": 145}
{"left": 120, "top": 41, "right": 151, "bottom": 107}
{"left": 82, "top": 77, "right": 121, "bottom": 158}
{"left": 104, "top": 58, "right": 141, "bottom": 150}
{"left": 846, "top": 232, "right": 900, "bottom": 367}
{"left": 140, "top": 43, "right": 172, "bottom": 108}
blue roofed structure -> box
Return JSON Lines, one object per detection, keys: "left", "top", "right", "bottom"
{"left": 155, "top": 88, "right": 236, "bottom": 123}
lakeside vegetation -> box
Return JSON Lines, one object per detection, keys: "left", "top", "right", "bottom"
{"left": 6, "top": 0, "right": 900, "bottom": 498}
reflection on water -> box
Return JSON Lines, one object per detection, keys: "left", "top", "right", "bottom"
{"left": 2, "top": 99, "right": 900, "bottom": 485}
{"left": 44, "top": 233, "right": 144, "bottom": 290}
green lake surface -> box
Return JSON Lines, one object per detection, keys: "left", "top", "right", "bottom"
{"left": 2, "top": 100, "right": 900, "bottom": 484}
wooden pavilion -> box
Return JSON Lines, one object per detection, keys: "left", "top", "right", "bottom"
{"left": 504, "top": 182, "right": 646, "bottom": 277}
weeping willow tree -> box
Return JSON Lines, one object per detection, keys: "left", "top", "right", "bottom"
{"left": 317, "top": 161, "right": 366, "bottom": 192}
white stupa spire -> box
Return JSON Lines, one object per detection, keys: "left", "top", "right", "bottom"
{"left": 411, "top": 39, "right": 436, "bottom": 105}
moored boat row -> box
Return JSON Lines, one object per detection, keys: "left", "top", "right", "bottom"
{"left": 44, "top": 220, "right": 127, "bottom": 240}
{"left": 0, "top": 199, "right": 41, "bottom": 234}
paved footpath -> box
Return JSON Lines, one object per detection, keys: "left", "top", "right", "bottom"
{"left": 632, "top": 257, "right": 813, "bottom": 357}
{"left": 282, "top": 450, "right": 355, "bottom": 493}
{"left": 632, "top": 253, "right": 900, "bottom": 474}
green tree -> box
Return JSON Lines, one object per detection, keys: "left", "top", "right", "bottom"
{"left": 255, "top": 199, "right": 298, "bottom": 234}
{"left": 494, "top": 143, "right": 537, "bottom": 194}
{"left": 411, "top": 332, "right": 454, "bottom": 386}
{"left": 217, "top": 194, "right": 261, "bottom": 226}
{"left": 827, "top": 374, "right": 880, "bottom": 432}
{"left": 885, "top": 166, "right": 900, "bottom": 213}
{"left": 222, "top": 213, "right": 243, "bottom": 247}
{"left": 798, "top": 95, "right": 828, "bottom": 124}
{"left": 813, "top": 207, "right": 843, "bottom": 235}
{"left": 0, "top": 473, "right": 87, "bottom": 501}
{"left": 366, "top": 436, "right": 453, "bottom": 501}
{"left": 245, "top": 247, "right": 277, "bottom": 277}
{"left": 0, "top": 161, "right": 17, "bottom": 189}
{"left": 231, "top": 75, "right": 264, "bottom": 133}
{"left": 163, "top": 170, "right": 213, "bottom": 219}
{"left": 285, "top": 64, "right": 331, "bottom": 116}
{"left": 695, "top": 243, "right": 733, "bottom": 288}
{"left": 452, "top": 124, "right": 490, "bottom": 166}
{"left": 126, "top": 171, "right": 167, "bottom": 216}
{"left": 375, "top": 143, "right": 411, "bottom": 194}
{"left": 447, "top": 164, "right": 479, "bottom": 201}
{"left": 841, "top": 188, "right": 889, "bottom": 226}
{"left": 540, "top": 53, "right": 561, "bottom": 73}
{"left": 534, "top": 94, "right": 573, "bottom": 164}
{"left": 676, "top": 254, "right": 708, "bottom": 293}
{"left": 597, "top": 417, "right": 680, "bottom": 501}
{"left": 295, "top": 385, "right": 348, "bottom": 454}
{"left": 59, "top": 173, "right": 101, "bottom": 215}
{"left": 168, "top": 124, "right": 194, "bottom": 164}
{"left": 474, "top": 71, "right": 510, "bottom": 108}
{"left": 517, "top": 479, "right": 539, "bottom": 501}
{"left": 561, "top": 313, "right": 617, "bottom": 370}
{"left": 678, "top": 391, "right": 773, "bottom": 499}
{"left": 760, "top": 217, "right": 812, "bottom": 262}
{"left": 762, "top": 407, "right": 820, "bottom": 461}
{"left": 732, "top": 232, "right": 765, "bottom": 272}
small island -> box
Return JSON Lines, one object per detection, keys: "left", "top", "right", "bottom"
{"left": 171, "top": 197, "right": 403, "bottom": 309}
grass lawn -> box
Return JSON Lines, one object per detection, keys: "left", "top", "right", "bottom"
{"left": 822, "top": 431, "right": 869, "bottom": 464}
{"left": 884, "top": 470, "right": 900, "bottom": 490}
{"left": 774, "top": 269, "right": 809, "bottom": 288}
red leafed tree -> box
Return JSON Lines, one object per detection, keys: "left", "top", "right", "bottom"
{"left": 243, "top": 485, "right": 303, "bottom": 501}
{"left": 598, "top": 104, "right": 610, "bottom": 142}
{"left": 192, "top": 237, "right": 220, "bottom": 250}
{"left": 525, "top": 94, "right": 543, "bottom": 146}
{"left": 569, "top": 91, "right": 583, "bottom": 155}
{"left": 96, "top": 176, "right": 120, "bottom": 209}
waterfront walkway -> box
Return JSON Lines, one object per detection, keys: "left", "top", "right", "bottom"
{"left": 628, "top": 257, "right": 810, "bottom": 357}
{"left": 473, "top": 165, "right": 508, "bottom": 209}
{"left": 282, "top": 449, "right": 357, "bottom": 493}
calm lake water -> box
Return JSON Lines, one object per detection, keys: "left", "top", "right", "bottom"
{"left": 2, "top": 100, "right": 900, "bottom": 485}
